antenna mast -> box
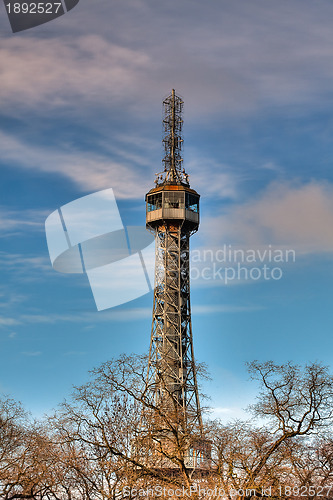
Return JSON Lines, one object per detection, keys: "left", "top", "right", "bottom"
{"left": 156, "top": 89, "right": 189, "bottom": 186}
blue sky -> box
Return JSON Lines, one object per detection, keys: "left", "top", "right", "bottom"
{"left": 1, "top": 0, "right": 333, "bottom": 421}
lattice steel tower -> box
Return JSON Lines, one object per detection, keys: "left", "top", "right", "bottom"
{"left": 145, "top": 91, "right": 207, "bottom": 467}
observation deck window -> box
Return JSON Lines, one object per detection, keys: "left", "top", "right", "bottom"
{"left": 147, "top": 193, "right": 162, "bottom": 212}
{"left": 185, "top": 193, "right": 199, "bottom": 213}
{"left": 164, "top": 192, "right": 185, "bottom": 209}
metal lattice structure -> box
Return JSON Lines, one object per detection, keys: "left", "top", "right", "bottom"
{"left": 155, "top": 89, "right": 189, "bottom": 187}
{"left": 145, "top": 92, "right": 209, "bottom": 469}
{"left": 148, "top": 226, "right": 202, "bottom": 432}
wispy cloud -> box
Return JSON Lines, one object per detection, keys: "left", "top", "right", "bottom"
{"left": 0, "top": 302, "right": 264, "bottom": 330}
{"left": 193, "top": 304, "right": 263, "bottom": 314}
{"left": 187, "top": 155, "right": 239, "bottom": 200}
{"left": 0, "top": 128, "right": 244, "bottom": 202}
{"left": 0, "top": 207, "right": 48, "bottom": 235}
{"left": 2, "top": 2, "right": 333, "bottom": 120}
{"left": 0, "top": 252, "right": 51, "bottom": 273}
{"left": 0, "top": 35, "right": 151, "bottom": 114}
{"left": 0, "top": 307, "right": 151, "bottom": 329}
{"left": 200, "top": 181, "right": 333, "bottom": 254}
{"left": 0, "top": 131, "right": 151, "bottom": 198}
{"left": 0, "top": 317, "right": 21, "bottom": 327}
{"left": 0, "top": 288, "right": 27, "bottom": 308}
{"left": 21, "top": 351, "right": 42, "bottom": 357}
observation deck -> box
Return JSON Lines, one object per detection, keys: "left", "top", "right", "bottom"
{"left": 146, "top": 184, "right": 200, "bottom": 230}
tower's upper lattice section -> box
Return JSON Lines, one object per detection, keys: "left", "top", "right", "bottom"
{"left": 155, "top": 89, "right": 189, "bottom": 187}
{"left": 146, "top": 90, "right": 199, "bottom": 232}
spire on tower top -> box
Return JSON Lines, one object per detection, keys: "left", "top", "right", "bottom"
{"left": 155, "top": 89, "right": 189, "bottom": 187}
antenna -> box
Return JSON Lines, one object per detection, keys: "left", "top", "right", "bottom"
{"left": 159, "top": 89, "right": 189, "bottom": 185}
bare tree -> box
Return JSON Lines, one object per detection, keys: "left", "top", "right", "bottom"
{"left": 50, "top": 354, "right": 208, "bottom": 499}
{"left": 281, "top": 436, "right": 333, "bottom": 499}
{"left": 2, "top": 359, "right": 333, "bottom": 500}
{"left": 0, "top": 396, "right": 49, "bottom": 500}
{"left": 208, "top": 361, "right": 333, "bottom": 500}
{"left": 0, "top": 395, "right": 81, "bottom": 500}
